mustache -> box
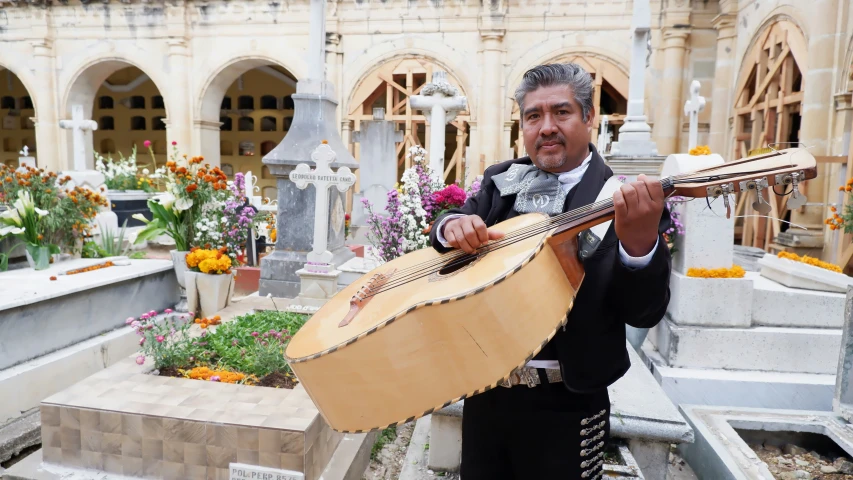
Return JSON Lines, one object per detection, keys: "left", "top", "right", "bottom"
{"left": 535, "top": 135, "right": 566, "bottom": 150}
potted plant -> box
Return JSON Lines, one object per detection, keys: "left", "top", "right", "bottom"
{"left": 97, "top": 143, "right": 165, "bottom": 228}
{"left": 0, "top": 190, "right": 57, "bottom": 270}
{"left": 133, "top": 143, "right": 230, "bottom": 285}
{"left": 184, "top": 247, "right": 235, "bottom": 318}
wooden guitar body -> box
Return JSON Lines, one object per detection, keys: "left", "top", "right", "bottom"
{"left": 285, "top": 213, "right": 584, "bottom": 433}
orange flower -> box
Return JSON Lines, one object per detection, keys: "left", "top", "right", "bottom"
{"left": 186, "top": 183, "right": 198, "bottom": 193}
{"left": 831, "top": 206, "right": 837, "bottom": 212}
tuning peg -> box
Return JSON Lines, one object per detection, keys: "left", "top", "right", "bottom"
{"left": 740, "top": 178, "right": 772, "bottom": 215}
{"left": 787, "top": 172, "right": 807, "bottom": 209}
{"left": 753, "top": 188, "right": 772, "bottom": 215}
{"left": 707, "top": 183, "right": 735, "bottom": 219}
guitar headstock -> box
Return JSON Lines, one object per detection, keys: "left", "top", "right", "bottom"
{"left": 663, "top": 147, "right": 817, "bottom": 214}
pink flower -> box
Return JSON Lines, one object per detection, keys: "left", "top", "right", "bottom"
{"left": 164, "top": 308, "right": 173, "bottom": 314}
{"left": 135, "top": 356, "right": 145, "bottom": 365}
{"left": 156, "top": 335, "right": 165, "bottom": 343}
{"left": 188, "top": 312, "right": 195, "bottom": 317}
{"left": 251, "top": 332, "right": 259, "bottom": 337}
{"left": 232, "top": 339, "right": 239, "bottom": 346}
{"left": 140, "top": 314, "right": 150, "bottom": 320}
{"left": 171, "top": 141, "right": 177, "bottom": 146}
{"left": 210, "top": 375, "right": 220, "bottom": 382}
{"left": 125, "top": 317, "right": 135, "bottom": 325}
{"left": 189, "top": 356, "right": 195, "bottom": 362}
{"left": 147, "top": 324, "right": 154, "bottom": 330}
{"left": 200, "top": 331, "right": 208, "bottom": 338}
{"left": 148, "top": 310, "right": 157, "bottom": 316}
{"left": 143, "top": 140, "right": 151, "bottom": 148}
{"left": 139, "top": 338, "right": 145, "bottom": 345}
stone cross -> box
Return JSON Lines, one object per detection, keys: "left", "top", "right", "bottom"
{"left": 684, "top": 80, "right": 706, "bottom": 151}
{"left": 609, "top": 0, "right": 658, "bottom": 157}
{"left": 244, "top": 170, "right": 262, "bottom": 208}
{"left": 409, "top": 71, "right": 467, "bottom": 181}
{"left": 597, "top": 115, "right": 611, "bottom": 154}
{"left": 19, "top": 146, "right": 28, "bottom": 157}
{"left": 290, "top": 143, "right": 356, "bottom": 265}
{"left": 352, "top": 108, "right": 403, "bottom": 225}
{"left": 59, "top": 104, "right": 98, "bottom": 171}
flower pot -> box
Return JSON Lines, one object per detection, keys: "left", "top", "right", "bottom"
{"left": 108, "top": 191, "right": 155, "bottom": 227}
{"left": 25, "top": 244, "right": 50, "bottom": 270}
{"left": 185, "top": 271, "right": 235, "bottom": 318}
{"left": 170, "top": 250, "right": 189, "bottom": 289}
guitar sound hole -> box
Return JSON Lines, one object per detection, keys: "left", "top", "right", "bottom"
{"left": 438, "top": 254, "right": 478, "bottom": 276}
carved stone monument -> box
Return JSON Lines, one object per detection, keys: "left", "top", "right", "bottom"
{"left": 409, "top": 71, "right": 467, "bottom": 182}
{"left": 259, "top": 0, "right": 359, "bottom": 298}
{"left": 683, "top": 80, "right": 706, "bottom": 151}
{"left": 351, "top": 108, "right": 403, "bottom": 229}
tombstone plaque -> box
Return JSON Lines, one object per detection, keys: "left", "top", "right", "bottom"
{"left": 351, "top": 108, "right": 403, "bottom": 226}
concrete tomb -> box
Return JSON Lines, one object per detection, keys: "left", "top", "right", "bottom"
{"left": 350, "top": 108, "right": 403, "bottom": 232}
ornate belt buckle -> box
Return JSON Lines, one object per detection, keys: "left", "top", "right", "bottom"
{"left": 521, "top": 368, "right": 538, "bottom": 388}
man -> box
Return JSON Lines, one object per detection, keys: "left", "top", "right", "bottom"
{"left": 429, "top": 63, "right": 671, "bottom": 479}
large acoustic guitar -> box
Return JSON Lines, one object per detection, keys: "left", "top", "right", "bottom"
{"left": 285, "top": 147, "right": 818, "bottom": 433}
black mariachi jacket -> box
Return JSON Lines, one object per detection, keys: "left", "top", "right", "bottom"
{"left": 428, "top": 144, "right": 672, "bottom": 393}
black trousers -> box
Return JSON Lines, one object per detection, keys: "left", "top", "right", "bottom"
{"left": 461, "top": 381, "right": 610, "bottom": 480}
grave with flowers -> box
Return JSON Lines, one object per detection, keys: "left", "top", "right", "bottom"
{"left": 5, "top": 295, "right": 375, "bottom": 480}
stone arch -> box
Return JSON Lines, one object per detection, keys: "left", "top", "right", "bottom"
{"left": 344, "top": 40, "right": 476, "bottom": 119}
{"left": 0, "top": 61, "right": 40, "bottom": 168}
{"left": 195, "top": 55, "right": 301, "bottom": 166}
{"left": 734, "top": 6, "right": 810, "bottom": 69}
{"left": 61, "top": 55, "right": 171, "bottom": 170}
{"left": 346, "top": 55, "right": 471, "bottom": 180}
{"left": 731, "top": 17, "right": 808, "bottom": 250}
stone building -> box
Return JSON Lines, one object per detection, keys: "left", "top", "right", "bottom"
{"left": 1, "top": 0, "right": 852, "bottom": 261}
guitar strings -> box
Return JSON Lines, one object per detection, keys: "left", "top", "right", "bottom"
{"left": 365, "top": 169, "right": 774, "bottom": 297}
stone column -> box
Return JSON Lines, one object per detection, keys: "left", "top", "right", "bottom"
{"left": 326, "top": 33, "right": 343, "bottom": 128}
{"left": 654, "top": 28, "right": 690, "bottom": 155}
{"left": 789, "top": 0, "right": 839, "bottom": 250}
{"left": 30, "top": 39, "right": 61, "bottom": 172}
{"left": 709, "top": 1, "right": 738, "bottom": 156}
{"left": 478, "top": 29, "right": 505, "bottom": 172}
{"left": 165, "top": 39, "right": 193, "bottom": 155}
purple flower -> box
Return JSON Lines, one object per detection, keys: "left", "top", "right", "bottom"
{"left": 139, "top": 338, "right": 145, "bottom": 345}
{"left": 210, "top": 375, "right": 220, "bottom": 382}
{"left": 135, "top": 356, "right": 145, "bottom": 365}
{"left": 125, "top": 317, "right": 135, "bottom": 324}
{"left": 251, "top": 331, "right": 259, "bottom": 337}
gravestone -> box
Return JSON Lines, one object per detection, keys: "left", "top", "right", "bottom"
{"left": 286, "top": 142, "right": 356, "bottom": 313}
{"left": 260, "top": 0, "right": 358, "bottom": 298}
{"left": 351, "top": 108, "right": 403, "bottom": 228}
{"left": 17, "top": 146, "right": 35, "bottom": 171}
{"left": 58, "top": 104, "right": 118, "bottom": 237}
{"left": 683, "top": 80, "right": 706, "bottom": 151}
{"left": 409, "top": 71, "right": 467, "bottom": 182}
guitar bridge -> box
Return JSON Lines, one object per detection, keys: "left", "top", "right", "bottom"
{"left": 339, "top": 269, "right": 397, "bottom": 327}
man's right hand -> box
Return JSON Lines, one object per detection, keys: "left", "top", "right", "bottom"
{"left": 442, "top": 215, "right": 505, "bottom": 254}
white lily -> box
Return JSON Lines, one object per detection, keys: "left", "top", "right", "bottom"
{"left": 0, "top": 207, "right": 22, "bottom": 225}
{"left": 174, "top": 197, "right": 193, "bottom": 212}
{"left": 132, "top": 213, "right": 150, "bottom": 224}
{"left": 34, "top": 207, "right": 48, "bottom": 217}
{"left": 154, "top": 192, "right": 176, "bottom": 211}
{"left": 0, "top": 225, "right": 24, "bottom": 236}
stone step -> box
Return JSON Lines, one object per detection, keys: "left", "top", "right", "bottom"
{"left": 648, "top": 319, "right": 841, "bottom": 374}
{"left": 0, "top": 324, "right": 141, "bottom": 426}
{"left": 641, "top": 343, "right": 836, "bottom": 411}
{"left": 750, "top": 272, "right": 846, "bottom": 328}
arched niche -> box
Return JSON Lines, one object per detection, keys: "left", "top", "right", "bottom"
{"left": 731, "top": 19, "right": 807, "bottom": 250}
{"left": 260, "top": 141, "right": 276, "bottom": 156}
{"left": 346, "top": 56, "right": 469, "bottom": 183}
{"left": 100, "top": 138, "right": 116, "bottom": 154}
{"left": 221, "top": 140, "right": 234, "bottom": 156}
{"left": 0, "top": 65, "right": 38, "bottom": 166}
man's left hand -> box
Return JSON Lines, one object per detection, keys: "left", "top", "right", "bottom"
{"left": 613, "top": 174, "right": 665, "bottom": 257}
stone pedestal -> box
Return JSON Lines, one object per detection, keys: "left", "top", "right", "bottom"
{"left": 286, "top": 263, "right": 342, "bottom": 314}
{"left": 260, "top": 79, "right": 358, "bottom": 298}
{"left": 604, "top": 155, "right": 666, "bottom": 181}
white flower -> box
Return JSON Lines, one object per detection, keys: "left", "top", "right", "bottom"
{"left": 174, "top": 197, "right": 193, "bottom": 212}
{"left": 0, "top": 207, "right": 22, "bottom": 225}
{"left": 142, "top": 168, "right": 150, "bottom": 175}
{"left": 154, "top": 192, "right": 176, "bottom": 211}
{"left": 0, "top": 225, "right": 24, "bottom": 236}
{"left": 35, "top": 207, "right": 48, "bottom": 217}
{"left": 132, "top": 213, "right": 150, "bottom": 224}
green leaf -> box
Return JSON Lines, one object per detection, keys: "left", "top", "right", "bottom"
{"left": 48, "top": 244, "right": 61, "bottom": 255}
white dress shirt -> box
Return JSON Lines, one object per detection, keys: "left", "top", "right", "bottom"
{"left": 435, "top": 152, "right": 659, "bottom": 268}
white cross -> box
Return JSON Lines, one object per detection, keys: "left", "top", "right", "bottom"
{"left": 19, "top": 146, "right": 29, "bottom": 157}
{"left": 59, "top": 104, "right": 98, "bottom": 171}
{"left": 597, "top": 115, "right": 611, "bottom": 154}
{"left": 684, "top": 80, "right": 706, "bottom": 151}
{"left": 244, "top": 171, "right": 261, "bottom": 208}
{"left": 290, "top": 143, "right": 356, "bottom": 265}
{"left": 409, "top": 71, "right": 467, "bottom": 181}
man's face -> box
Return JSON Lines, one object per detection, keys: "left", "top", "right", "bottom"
{"left": 521, "top": 84, "right": 594, "bottom": 173}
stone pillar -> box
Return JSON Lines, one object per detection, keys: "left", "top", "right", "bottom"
{"left": 165, "top": 39, "right": 193, "bottom": 155}
{"left": 326, "top": 33, "right": 343, "bottom": 128}
{"left": 786, "top": 0, "right": 839, "bottom": 252}
{"left": 30, "top": 39, "right": 61, "bottom": 172}
{"left": 503, "top": 121, "right": 515, "bottom": 159}
{"left": 654, "top": 28, "right": 690, "bottom": 156}
{"left": 478, "top": 29, "right": 505, "bottom": 172}
{"left": 709, "top": 2, "right": 738, "bottom": 156}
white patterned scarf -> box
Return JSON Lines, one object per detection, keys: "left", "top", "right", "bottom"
{"left": 492, "top": 163, "right": 569, "bottom": 215}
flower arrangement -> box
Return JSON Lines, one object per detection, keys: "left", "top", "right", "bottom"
{"left": 664, "top": 196, "right": 686, "bottom": 253}
{"left": 187, "top": 247, "right": 233, "bottom": 275}
{"left": 220, "top": 173, "right": 256, "bottom": 262}
{"left": 133, "top": 144, "right": 229, "bottom": 251}
{"left": 183, "top": 367, "right": 246, "bottom": 383}
{"left": 689, "top": 145, "right": 712, "bottom": 156}
{"left": 686, "top": 265, "right": 746, "bottom": 278}
{"left": 193, "top": 315, "right": 222, "bottom": 329}
{"left": 433, "top": 184, "right": 468, "bottom": 218}
{"left": 130, "top": 309, "right": 194, "bottom": 370}
{"left": 95, "top": 145, "right": 165, "bottom": 193}
{"left": 827, "top": 177, "right": 853, "bottom": 232}
{"left": 777, "top": 251, "right": 842, "bottom": 273}
{"left": 0, "top": 165, "right": 108, "bottom": 260}
{"left": 362, "top": 146, "right": 452, "bottom": 262}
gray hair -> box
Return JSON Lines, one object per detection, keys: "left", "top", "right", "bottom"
{"left": 514, "top": 63, "right": 595, "bottom": 123}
